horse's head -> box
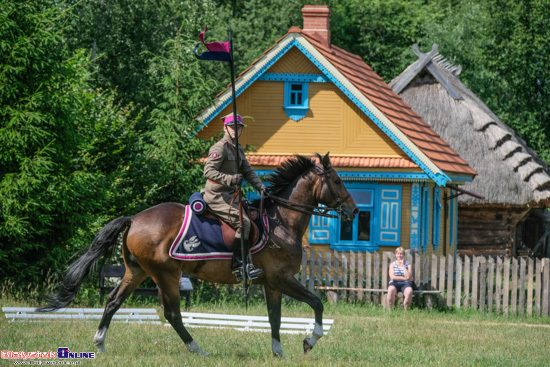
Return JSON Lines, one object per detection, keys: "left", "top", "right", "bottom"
{"left": 314, "top": 152, "right": 358, "bottom": 221}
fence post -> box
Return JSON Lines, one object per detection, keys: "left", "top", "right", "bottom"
{"left": 503, "top": 257, "right": 510, "bottom": 315}
{"left": 350, "top": 251, "right": 356, "bottom": 302}
{"left": 301, "top": 250, "right": 307, "bottom": 286}
{"left": 357, "top": 251, "right": 364, "bottom": 302}
{"left": 527, "top": 258, "right": 534, "bottom": 316}
{"left": 341, "top": 252, "right": 348, "bottom": 301}
{"left": 373, "top": 252, "right": 380, "bottom": 305}
{"left": 308, "top": 250, "right": 316, "bottom": 293}
{"left": 366, "top": 252, "right": 372, "bottom": 303}
{"left": 455, "top": 256, "right": 462, "bottom": 309}
{"left": 439, "top": 255, "right": 446, "bottom": 308}
{"left": 317, "top": 250, "right": 325, "bottom": 296}
{"left": 431, "top": 254, "right": 438, "bottom": 291}
{"left": 446, "top": 254, "right": 454, "bottom": 308}
{"left": 511, "top": 257, "right": 518, "bottom": 315}
{"left": 422, "top": 254, "right": 429, "bottom": 289}
{"left": 495, "top": 257, "right": 503, "bottom": 314}
{"left": 542, "top": 258, "right": 549, "bottom": 316}
{"left": 333, "top": 251, "right": 340, "bottom": 302}
{"left": 535, "top": 258, "right": 542, "bottom": 316}
{"left": 463, "top": 256, "right": 470, "bottom": 310}
{"left": 487, "top": 257, "right": 495, "bottom": 312}
{"left": 519, "top": 257, "right": 526, "bottom": 315}
{"left": 479, "top": 257, "right": 487, "bottom": 312}
{"left": 472, "top": 256, "right": 479, "bottom": 311}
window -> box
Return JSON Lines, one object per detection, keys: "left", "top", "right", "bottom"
{"left": 284, "top": 82, "right": 308, "bottom": 121}
{"left": 337, "top": 189, "right": 374, "bottom": 249}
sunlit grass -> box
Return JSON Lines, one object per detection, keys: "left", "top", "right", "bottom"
{"left": 1, "top": 282, "right": 549, "bottom": 366}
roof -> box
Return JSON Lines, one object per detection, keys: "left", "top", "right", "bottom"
{"left": 196, "top": 28, "right": 476, "bottom": 185}
{"left": 390, "top": 44, "right": 550, "bottom": 206}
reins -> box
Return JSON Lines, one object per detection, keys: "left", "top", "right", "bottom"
{"left": 264, "top": 165, "right": 349, "bottom": 219}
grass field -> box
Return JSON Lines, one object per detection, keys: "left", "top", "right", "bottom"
{"left": 2, "top": 297, "right": 550, "bottom": 367}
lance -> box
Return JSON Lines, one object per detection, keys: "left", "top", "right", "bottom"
{"left": 194, "top": 23, "right": 248, "bottom": 309}
{"left": 228, "top": 25, "right": 249, "bottom": 310}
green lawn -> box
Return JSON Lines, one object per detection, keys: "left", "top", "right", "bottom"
{"left": 1, "top": 298, "right": 549, "bottom": 367}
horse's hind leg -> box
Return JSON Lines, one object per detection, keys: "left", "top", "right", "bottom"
{"left": 264, "top": 286, "right": 286, "bottom": 358}
{"left": 276, "top": 276, "right": 324, "bottom": 354}
{"left": 155, "top": 273, "right": 209, "bottom": 356}
{"left": 93, "top": 266, "right": 147, "bottom": 352}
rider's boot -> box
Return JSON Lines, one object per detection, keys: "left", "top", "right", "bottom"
{"left": 231, "top": 238, "right": 244, "bottom": 281}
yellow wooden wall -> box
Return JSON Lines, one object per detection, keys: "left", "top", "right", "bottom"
{"left": 197, "top": 47, "right": 408, "bottom": 160}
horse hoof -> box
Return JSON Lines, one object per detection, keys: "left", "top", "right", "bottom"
{"left": 95, "top": 344, "right": 106, "bottom": 353}
{"left": 186, "top": 340, "right": 209, "bottom": 356}
{"left": 303, "top": 338, "right": 313, "bottom": 354}
{"left": 273, "top": 351, "right": 287, "bottom": 359}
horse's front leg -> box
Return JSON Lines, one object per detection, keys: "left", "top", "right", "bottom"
{"left": 264, "top": 286, "right": 286, "bottom": 358}
{"left": 275, "top": 276, "right": 324, "bottom": 354}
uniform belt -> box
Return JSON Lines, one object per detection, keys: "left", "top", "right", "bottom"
{"left": 208, "top": 179, "right": 222, "bottom": 185}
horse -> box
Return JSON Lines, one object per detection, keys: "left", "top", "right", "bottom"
{"left": 39, "top": 152, "right": 358, "bottom": 358}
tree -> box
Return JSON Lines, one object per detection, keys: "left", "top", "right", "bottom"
{"left": 0, "top": 1, "right": 139, "bottom": 283}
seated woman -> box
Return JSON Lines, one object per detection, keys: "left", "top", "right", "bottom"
{"left": 387, "top": 247, "right": 414, "bottom": 311}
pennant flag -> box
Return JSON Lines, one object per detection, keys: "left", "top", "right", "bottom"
{"left": 194, "top": 25, "right": 231, "bottom": 62}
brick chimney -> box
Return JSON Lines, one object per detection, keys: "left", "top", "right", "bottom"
{"left": 302, "top": 5, "right": 331, "bottom": 44}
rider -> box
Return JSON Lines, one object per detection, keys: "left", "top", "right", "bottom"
{"left": 202, "top": 113, "right": 266, "bottom": 279}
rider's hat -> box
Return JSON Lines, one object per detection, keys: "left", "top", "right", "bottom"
{"left": 222, "top": 113, "right": 244, "bottom": 126}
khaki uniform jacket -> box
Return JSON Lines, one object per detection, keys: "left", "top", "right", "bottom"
{"left": 201, "top": 134, "right": 263, "bottom": 234}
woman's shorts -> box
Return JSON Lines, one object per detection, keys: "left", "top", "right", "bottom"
{"left": 389, "top": 281, "right": 413, "bottom": 293}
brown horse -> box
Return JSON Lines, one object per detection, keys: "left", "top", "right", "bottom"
{"left": 39, "top": 152, "right": 358, "bottom": 358}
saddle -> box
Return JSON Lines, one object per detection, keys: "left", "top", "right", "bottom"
{"left": 202, "top": 202, "right": 260, "bottom": 251}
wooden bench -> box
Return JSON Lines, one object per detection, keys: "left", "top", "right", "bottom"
{"left": 315, "top": 286, "right": 441, "bottom": 309}
{"left": 176, "top": 312, "right": 334, "bottom": 335}
{"left": 99, "top": 265, "right": 194, "bottom": 310}
{"left": 2, "top": 307, "right": 162, "bottom": 324}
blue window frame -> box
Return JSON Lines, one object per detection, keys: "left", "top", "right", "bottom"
{"left": 312, "top": 182, "right": 402, "bottom": 252}
{"left": 284, "top": 82, "right": 309, "bottom": 121}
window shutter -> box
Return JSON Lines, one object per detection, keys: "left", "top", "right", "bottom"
{"left": 378, "top": 186, "right": 401, "bottom": 246}
{"left": 309, "top": 206, "right": 334, "bottom": 243}
{"left": 432, "top": 187, "right": 442, "bottom": 249}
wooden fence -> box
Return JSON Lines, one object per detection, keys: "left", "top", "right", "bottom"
{"left": 298, "top": 250, "right": 550, "bottom": 316}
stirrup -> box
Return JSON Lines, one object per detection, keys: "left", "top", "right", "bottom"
{"left": 232, "top": 267, "right": 243, "bottom": 282}
{"left": 246, "top": 264, "right": 264, "bottom": 280}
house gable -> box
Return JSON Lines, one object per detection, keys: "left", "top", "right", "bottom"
{"left": 196, "top": 33, "right": 452, "bottom": 185}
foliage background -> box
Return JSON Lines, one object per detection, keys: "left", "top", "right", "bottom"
{"left": 1, "top": 0, "right": 549, "bottom": 285}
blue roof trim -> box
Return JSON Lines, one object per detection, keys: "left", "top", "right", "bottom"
{"left": 291, "top": 41, "right": 451, "bottom": 186}
{"left": 255, "top": 169, "right": 433, "bottom": 181}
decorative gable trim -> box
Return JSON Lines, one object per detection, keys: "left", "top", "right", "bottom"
{"left": 258, "top": 73, "right": 329, "bottom": 82}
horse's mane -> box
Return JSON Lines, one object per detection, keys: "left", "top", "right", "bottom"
{"left": 265, "top": 155, "right": 317, "bottom": 196}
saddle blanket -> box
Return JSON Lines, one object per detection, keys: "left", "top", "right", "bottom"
{"left": 169, "top": 205, "right": 269, "bottom": 261}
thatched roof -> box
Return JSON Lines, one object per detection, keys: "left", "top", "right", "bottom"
{"left": 390, "top": 44, "right": 550, "bottom": 206}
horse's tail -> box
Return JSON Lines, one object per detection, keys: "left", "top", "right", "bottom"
{"left": 37, "top": 216, "right": 132, "bottom": 312}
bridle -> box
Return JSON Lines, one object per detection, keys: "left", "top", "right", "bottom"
{"left": 265, "top": 164, "right": 351, "bottom": 218}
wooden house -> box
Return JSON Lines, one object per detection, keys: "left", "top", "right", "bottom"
{"left": 195, "top": 6, "right": 476, "bottom": 257}
{"left": 390, "top": 44, "right": 550, "bottom": 258}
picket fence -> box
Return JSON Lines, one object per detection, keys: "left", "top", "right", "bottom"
{"left": 298, "top": 250, "right": 550, "bottom": 316}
